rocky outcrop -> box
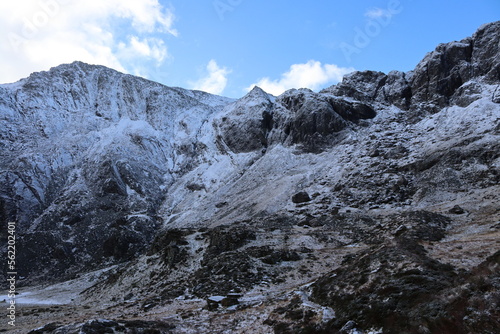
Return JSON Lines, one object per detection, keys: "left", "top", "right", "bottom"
{"left": 310, "top": 212, "right": 456, "bottom": 333}
{"left": 217, "top": 86, "right": 376, "bottom": 153}
{"left": 310, "top": 244, "right": 500, "bottom": 334}
{"left": 216, "top": 86, "right": 274, "bottom": 153}
{"left": 28, "top": 319, "right": 176, "bottom": 334}
{"left": 273, "top": 89, "right": 376, "bottom": 151}
{"left": 322, "top": 70, "right": 388, "bottom": 104}
{"left": 323, "top": 21, "right": 500, "bottom": 115}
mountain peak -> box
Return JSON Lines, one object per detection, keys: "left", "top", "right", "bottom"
{"left": 244, "top": 85, "right": 273, "bottom": 98}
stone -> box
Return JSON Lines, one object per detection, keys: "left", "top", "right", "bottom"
{"left": 449, "top": 205, "right": 465, "bottom": 214}
{"left": 292, "top": 191, "right": 312, "bottom": 203}
{"left": 340, "top": 320, "right": 358, "bottom": 332}
{"left": 220, "top": 296, "right": 240, "bottom": 307}
{"left": 186, "top": 182, "right": 205, "bottom": 191}
{"left": 205, "top": 224, "right": 257, "bottom": 256}
{"left": 492, "top": 85, "right": 500, "bottom": 103}
{"left": 206, "top": 295, "right": 240, "bottom": 310}
{"left": 27, "top": 322, "right": 61, "bottom": 334}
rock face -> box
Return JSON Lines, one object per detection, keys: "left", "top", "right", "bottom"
{"left": 323, "top": 21, "right": 500, "bottom": 115}
{"left": 217, "top": 86, "right": 273, "bottom": 153}
{"left": 1, "top": 21, "right": 500, "bottom": 334}
{"left": 0, "top": 62, "right": 233, "bottom": 283}
{"left": 217, "top": 86, "right": 376, "bottom": 153}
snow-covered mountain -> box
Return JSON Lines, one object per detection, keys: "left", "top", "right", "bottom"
{"left": 1, "top": 21, "right": 499, "bottom": 334}
{"left": 0, "top": 62, "right": 235, "bottom": 281}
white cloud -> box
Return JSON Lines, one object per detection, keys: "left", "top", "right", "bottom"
{"left": 0, "top": 0, "right": 177, "bottom": 83}
{"left": 247, "top": 60, "right": 354, "bottom": 96}
{"left": 365, "top": 7, "right": 390, "bottom": 19}
{"left": 118, "top": 36, "right": 167, "bottom": 64}
{"left": 190, "top": 60, "right": 231, "bottom": 95}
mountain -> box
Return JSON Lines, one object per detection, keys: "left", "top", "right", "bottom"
{"left": 1, "top": 21, "right": 499, "bottom": 334}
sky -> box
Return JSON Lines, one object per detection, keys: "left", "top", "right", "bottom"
{"left": 0, "top": 0, "right": 499, "bottom": 98}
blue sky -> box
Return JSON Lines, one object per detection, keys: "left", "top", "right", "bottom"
{"left": 1, "top": 0, "right": 499, "bottom": 97}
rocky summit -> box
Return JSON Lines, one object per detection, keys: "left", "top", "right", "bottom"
{"left": 1, "top": 21, "right": 499, "bottom": 334}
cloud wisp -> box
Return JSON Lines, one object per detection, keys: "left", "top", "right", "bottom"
{"left": 189, "top": 59, "right": 231, "bottom": 95}
{"left": 365, "top": 7, "right": 392, "bottom": 19}
{"left": 247, "top": 60, "right": 354, "bottom": 96}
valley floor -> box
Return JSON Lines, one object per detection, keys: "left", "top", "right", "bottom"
{"left": 5, "top": 187, "right": 499, "bottom": 333}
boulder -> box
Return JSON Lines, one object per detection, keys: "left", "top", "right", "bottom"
{"left": 292, "top": 191, "right": 312, "bottom": 203}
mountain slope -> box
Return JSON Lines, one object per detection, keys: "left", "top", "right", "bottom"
{"left": 1, "top": 21, "right": 499, "bottom": 334}
{"left": 0, "top": 62, "right": 234, "bottom": 281}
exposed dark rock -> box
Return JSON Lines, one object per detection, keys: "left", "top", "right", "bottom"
{"left": 206, "top": 296, "right": 225, "bottom": 311}
{"left": 471, "top": 22, "right": 500, "bottom": 82}
{"left": 451, "top": 81, "right": 484, "bottom": 107}
{"left": 322, "top": 70, "right": 388, "bottom": 103}
{"left": 27, "top": 322, "right": 61, "bottom": 333}
{"left": 215, "top": 85, "right": 378, "bottom": 153}
{"left": 218, "top": 86, "right": 274, "bottom": 153}
{"left": 292, "top": 191, "right": 312, "bottom": 203}
{"left": 381, "top": 71, "right": 413, "bottom": 109}
{"left": 311, "top": 239, "right": 461, "bottom": 333}
{"left": 319, "top": 21, "right": 500, "bottom": 115}
{"left": 493, "top": 85, "right": 500, "bottom": 103}
{"left": 149, "top": 228, "right": 192, "bottom": 267}
{"left": 81, "top": 319, "right": 119, "bottom": 333}
{"left": 410, "top": 39, "right": 473, "bottom": 113}
{"left": 260, "top": 249, "right": 301, "bottom": 265}
{"left": 405, "top": 141, "right": 500, "bottom": 203}
{"left": 193, "top": 251, "right": 264, "bottom": 297}
{"left": 277, "top": 89, "right": 349, "bottom": 151}
{"left": 327, "top": 97, "right": 377, "bottom": 122}
{"left": 186, "top": 182, "right": 205, "bottom": 191}
{"left": 340, "top": 320, "right": 358, "bottom": 333}
{"left": 383, "top": 143, "right": 408, "bottom": 159}
{"left": 205, "top": 224, "right": 256, "bottom": 256}
{"left": 215, "top": 201, "right": 228, "bottom": 208}
{"left": 264, "top": 295, "right": 331, "bottom": 334}
{"left": 28, "top": 319, "right": 176, "bottom": 334}
{"left": 206, "top": 294, "right": 240, "bottom": 311}
{"left": 394, "top": 211, "right": 450, "bottom": 242}
{"left": 409, "top": 22, "right": 500, "bottom": 113}
{"left": 449, "top": 205, "right": 465, "bottom": 214}
{"left": 246, "top": 245, "right": 275, "bottom": 258}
